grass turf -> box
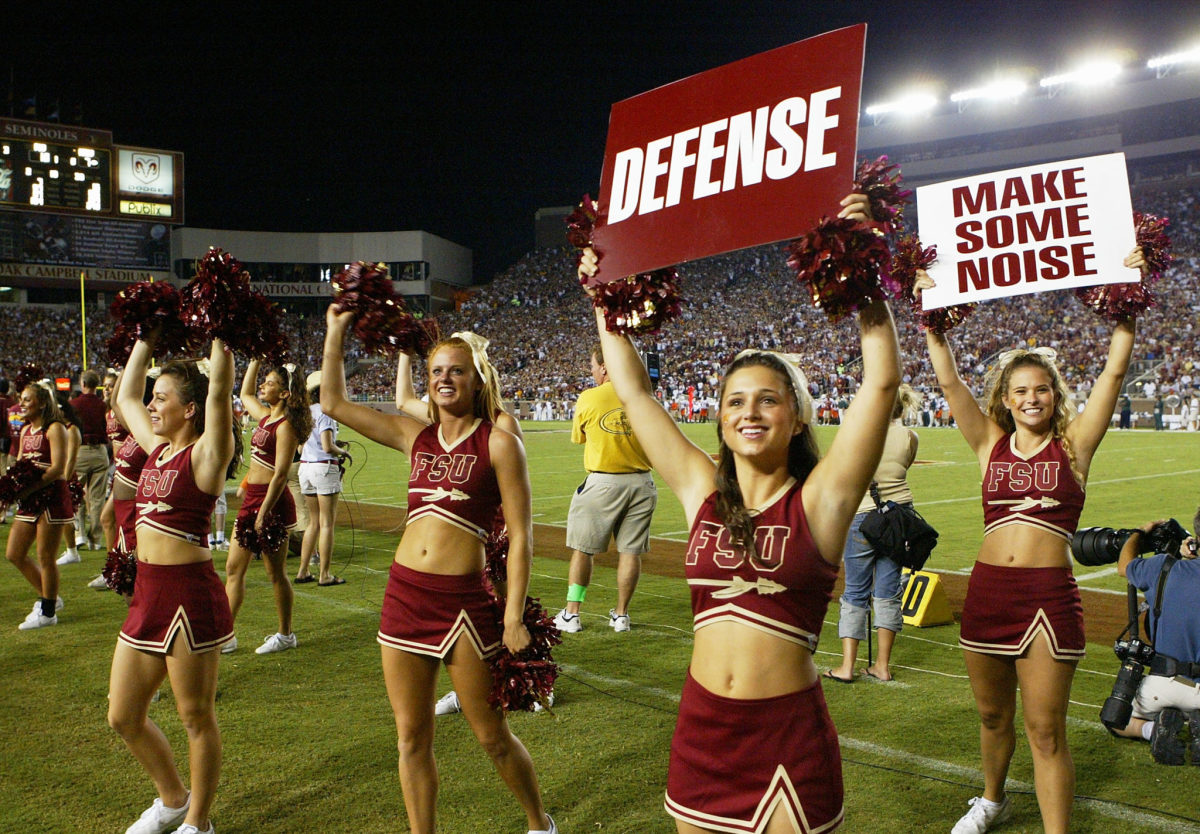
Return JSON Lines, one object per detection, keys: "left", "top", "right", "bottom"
{"left": 1, "top": 422, "right": 1198, "bottom": 832}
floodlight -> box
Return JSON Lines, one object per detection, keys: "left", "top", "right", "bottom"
{"left": 1039, "top": 61, "right": 1121, "bottom": 88}
{"left": 1148, "top": 46, "right": 1200, "bottom": 76}
{"left": 864, "top": 93, "right": 938, "bottom": 123}
{"left": 949, "top": 80, "right": 1027, "bottom": 103}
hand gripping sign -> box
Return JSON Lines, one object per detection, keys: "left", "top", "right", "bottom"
{"left": 916, "top": 153, "right": 1139, "bottom": 310}
{"left": 588, "top": 25, "right": 866, "bottom": 284}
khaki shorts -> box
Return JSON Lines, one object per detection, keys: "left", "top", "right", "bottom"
{"left": 565, "top": 471, "right": 657, "bottom": 555}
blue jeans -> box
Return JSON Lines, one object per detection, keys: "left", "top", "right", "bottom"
{"left": 838, "top": 509, "right": 904, "bottom": 639}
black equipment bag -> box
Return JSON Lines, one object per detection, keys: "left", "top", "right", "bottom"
{"left": 859, "top": 483, "right": 939, "bottom": 571}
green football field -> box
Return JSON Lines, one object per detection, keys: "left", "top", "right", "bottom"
{"left": 1, "top": 423, "right": 1198, "bottom": 832}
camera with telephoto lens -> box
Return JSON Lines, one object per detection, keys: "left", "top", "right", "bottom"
{"left": 1097, "top": 518, "right": 1193, "bottom": 730}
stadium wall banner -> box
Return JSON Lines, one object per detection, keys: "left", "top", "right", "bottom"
{"left": 917, "top": 153, "right": 1138, "bottom": 310}
{"left": 251, "top": 282, "right": 333, "bottom": 298}
{"left": 589, "top": 24, "right": 865, "bottom": 283}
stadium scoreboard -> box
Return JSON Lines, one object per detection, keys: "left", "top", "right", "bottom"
{"left": 0, "top": 117, "right": 183, "bottom": 223}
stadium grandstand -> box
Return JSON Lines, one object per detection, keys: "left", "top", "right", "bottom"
{"left": 1, "top": 46, "right": 1197, "bottom": 428}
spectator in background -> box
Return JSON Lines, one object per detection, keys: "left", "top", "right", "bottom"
{"left": 67, "top": 370, "right": 109, "bottom": 554}
{"left": 293, "top": 371, "right": 348, "bottom": 586}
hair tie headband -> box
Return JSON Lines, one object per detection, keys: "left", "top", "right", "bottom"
{"left": 36, "top": 379, "right": 55, "bottom": 394}
{"left": 732, "top": 349, "right": 815, "bottom": 425}
{"left": 451, "top": 331, "right": 495, "bottom": 385}
{"left": 995, "top": 346, "right": 1058, "bottom": 373}
{"left": 283, "top": 362, "right": 296, "bottom": 389}
{"left": 194, "top": 359, "right": 211, "bottom": 378}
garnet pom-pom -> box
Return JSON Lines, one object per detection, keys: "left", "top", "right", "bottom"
{"left": 67, "top": 477, "right": 85, "bottom": 513}
{"left": 1075, "top": 282, "right": 1155, "bottom": 321}
{"left": 587, "top": 269, "right": 684, "bottom": 335}
{"left": 888, "top": 236, "right": 977, "bottom": 335}
{"left": 786, "top": 218, "right": 895, "bottom": 322}
{"left": 103, "top": 547, "right": 138, "bottom": 596}
{"left": 180, "top": 248, "right": 289, "bottom": 360}
{"left": 233, "top": 514, "right": 288, "bottom": 554}
{"left": 1134, "top": 211, "right": 1172, "bottom": 280}
{"left": 12, "top": 363, "right": 44, "bottom": 393}
{"left": 485, "top": 518, "right": 509, "bottom": 588}
{"left": 107, "top": 281, "right": 194, "bottom": 363}
{"left": 565, "top": 193, "right": 599, "bottom": 249}
{"left": 0, "top": 458, "right": 49, "bottom": 508}
{"left": 488, "top": 596, "right": 562, "bottom": 713}
{"left": 332, "top": 261, "right": 436, "bottom": 356}
{"left": 854, "top": 155, "right": 913, "bottom": 233}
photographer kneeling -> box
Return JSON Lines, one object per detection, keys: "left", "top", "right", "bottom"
{"left": 1111, "top": 511, "right": 1200, "bottom": 764}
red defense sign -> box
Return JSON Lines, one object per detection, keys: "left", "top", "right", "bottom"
{"left": 590, "top": 24, "right": 865, "bottom": 284}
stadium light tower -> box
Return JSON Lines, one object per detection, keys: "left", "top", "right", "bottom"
{"left": 949, "top": 79, "right": 1027, "bottom": 112}
{"left": 1039, "top": 61, "right": 1122, "bottom": 97}
{"left": 863, "top": 92, "right": 938, "bottom": 125}
{"left": 1147, "top": 46, "right": 1200, "bottom": 78}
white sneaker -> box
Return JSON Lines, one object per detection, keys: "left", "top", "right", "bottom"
{"left": 57, "top": 549, "right": 81, "bottom": 565}
{"left": 608, "top": 609, "right": 631, "bottom": 632}
{"left": 18, "top": 608, "right": 57, "bottom": 630}
{"left": 125, "top": 794, "right": 190, "bottom": 834}
{"left": 951, "top": 795, "right": 1012, "bottom": 834}
{"left": 211, "top": 538, "right": 228, "bottom": 551}
{"left": 75, "top": 537, "right": 88, "bottom": 549}
{"left": 175, "top": 824, "right": 214, "bottom": 834}
{"left": 55, "top": 595, "right": 64, "bottom": 611}
{"left": 220, "top": 636, "right": 238, "bottom": 654}
{"left": 88, "top": 574, "right": 109, "bottom": 589}
{"left": 435, "top": 691, "right": 462, "bottom": 715}
{"left": 553, "top": 610, "right": 582, "bottom": 633}
{"left": 255, "top": 632, "right": 297, "bottom": 654}
{"left": 533, "top": 692, "right": 556, "bottom": 713}
{"left": 529, "top": 813, "right": 557, "bottom": 834}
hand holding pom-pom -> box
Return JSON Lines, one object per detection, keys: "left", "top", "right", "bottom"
{"left": 108, "top": 281, "right": 194, "bottom": 363}
{"left": 0, "top": 459, "right": 49, "bottom": 508}
{"left": 786, "top": 218, "right": 895, "bottom": 321}
{"left": 1075, "top": 282, "right": 1154, "bottom": 322}
{"left": 890, "top": 237, "right": 977, "bottom": 335}
{"left": 853, "top": 156, "right": 912, "bottom": 233}
{"left": 67, "top": 477, "right": 85, "bottom": 513}
{"left": 565, "top": 194, "right": 599, "bottom": 249}
{"left": 485, "top": 517, "right": 509, "bottom": 587}
{"left": 12, "top": 364, "right": 43, "bottom": 394}
{"left": 1133, "top": 212, "right": 1172, "bottom": 280}
{"left": 487, "top": 596, "right": 562, "bottom": 713}
{"left": 588, "top": 269, "right": 683, "bottom": 336}
{"left": 233, "top": 514, "right": 288, "bottom": 554}
{"left": 180, "top": 247, "right": 288, "bottom": 359}
{"left": 332, "top": 262, "right": 436, "bottom": 356}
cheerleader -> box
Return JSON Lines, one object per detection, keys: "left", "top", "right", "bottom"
{"left": 107, "top": 334, "right": 235, "bottom": 834}
{"left": 6, "top": 381, "right": 73, "bottom": 629}
{"left": 221, "top": 359, "right": 311, "bottom": 654}
{"left": 323, "top": 310, "right": 556, "bottom": 834}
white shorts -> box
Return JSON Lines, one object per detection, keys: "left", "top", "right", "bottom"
{"left": 1132, "top": 673, "right": 1200, "bottom": 720}
{"left": 299, "top": 461, "right": 342, "bottom": 496}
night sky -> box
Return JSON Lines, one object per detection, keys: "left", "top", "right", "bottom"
{"left": 8, "top": 2, "right": 1200, "bottom": 280}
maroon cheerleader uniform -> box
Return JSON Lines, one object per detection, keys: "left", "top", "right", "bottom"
{"left": 960, "top": 434, "right": 1087, "bottom": 659}
{"left": 112, "top": 434, "right": 150, "bottom": 550}
{"left": 122, "top": 443, "right": 231, "bottom": 654}
{"left": 236, "top": 414, "right": 296, "bottom": 538}
{"left": 13, "top": 423, "right": 73, "bottom": 524}
{"left": 378, "top": 420, "right": 503, "bottom": 658}
{"left": 666, "top": 480, "right": 844, "bottom": 833}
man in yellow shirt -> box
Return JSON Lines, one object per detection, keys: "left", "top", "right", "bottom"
{"left": 554, "top": 348, "right": 657, "bottom": 633}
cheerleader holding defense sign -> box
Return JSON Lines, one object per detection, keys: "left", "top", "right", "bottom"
{"left": 578, "top": 189, "right": 901, "bottom": 834}
{"left": 915, "top": 246, "right": 1144, "bottom": 834}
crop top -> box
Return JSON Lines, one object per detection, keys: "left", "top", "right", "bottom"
{"left": 135, "top": 443, "right": 217, "bottom": 547}
{"left": 982, "top": 434, "right": 1085, "bottom": 541}
{"left": 18, "top": 423, "right": 55, "bottom": 470}
{"left": 684, "top": 480, "right": 837, "bottom": 652}
{"left": 250, "top": 414, "right": 286, "bottom": 471}
{"left": 113, "top": 434, "right": 151, "bottom": 490}
{"left": 106, "top": 410, "right": 129, "bottom": 445}
{"left": 405, "top": 419, "right": 501, "bottom": 542}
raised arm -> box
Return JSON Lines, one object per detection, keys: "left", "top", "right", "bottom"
{"left": 192, "top": 338, "right": 234, "bottom": 495}
{"left": 394, "top": 351, "right": 430, "bottom": 422}
{"left": 804, "top": 300, "right": 901, "bottom": 561}
{"left": 1067, "top": 317, "right": 1135, "bottom": 473}
{"left": 581, "top": 251, "right": 714, "bottom": 518}
{"left": 239, "top": 358, "right": 269, "bottom": 422}
{"left": 320, "top": 305, "right": 423, "bottom": 454}
{"left": 116, "top": 336, "right": 157, "bottom": 453}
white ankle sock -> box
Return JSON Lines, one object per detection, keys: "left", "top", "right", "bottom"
{"left": 1142, "top": 721, "right": 1155, "bottom": 741}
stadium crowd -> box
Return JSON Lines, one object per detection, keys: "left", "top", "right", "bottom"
{"left": 1, "top": 186, "right": 1197, "bottom": 418}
